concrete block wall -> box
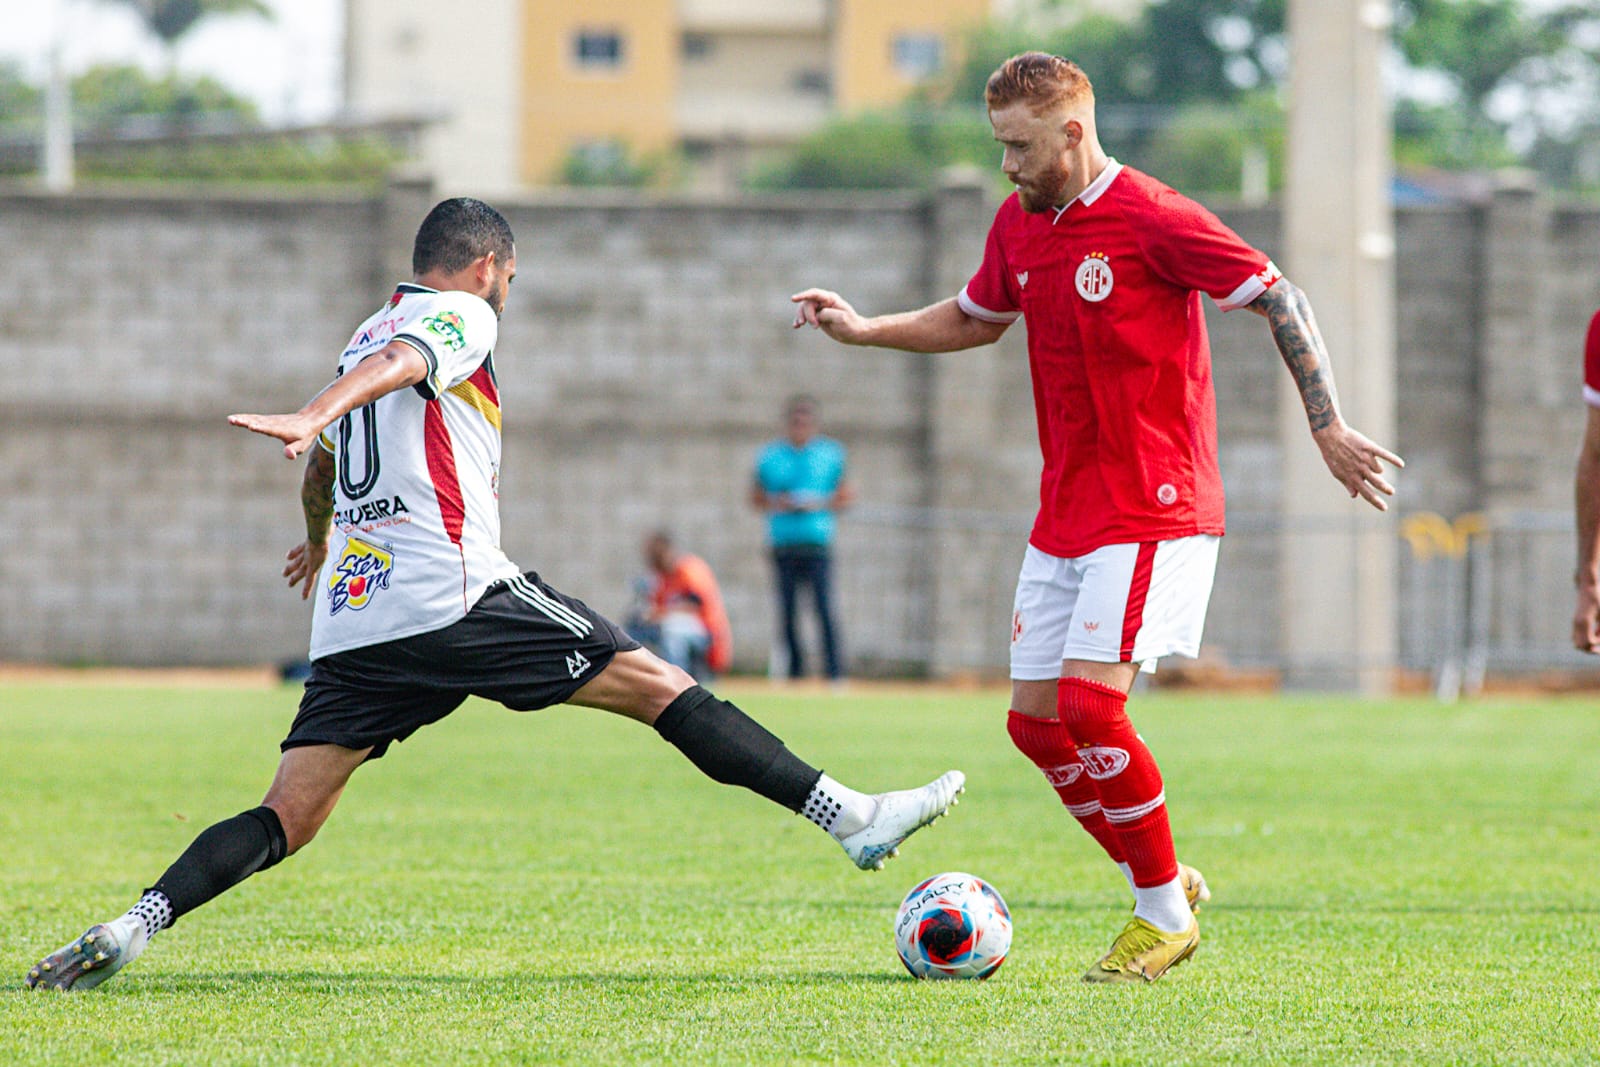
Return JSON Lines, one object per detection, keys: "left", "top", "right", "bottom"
{"left": 2, "top": 178, "right": 1597, "bottom": 673}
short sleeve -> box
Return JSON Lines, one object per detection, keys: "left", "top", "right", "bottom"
{"left": 1585, "top": 309, "right": 1600, "bottom": 407}
{"left": 957, "top": 203, "right": 1023, "bottom": 324}
{"left": 1135, "top": 186, "right": 1280, "bottom": 311}
{"left": 392, "top": 291, "right": 499, "bottom": 399}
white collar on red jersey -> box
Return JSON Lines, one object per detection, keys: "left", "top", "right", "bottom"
{"left": 1052, "top": 157, "right": 1124, "bottom": 224}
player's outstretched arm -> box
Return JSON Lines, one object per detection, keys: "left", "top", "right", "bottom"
{"left": 1247, "top": 281, "right": 1405, "bottom": 511}
{"left": 285, "top": 446, "right": 335, "bottom": 601}
{"left": 1572, "top": 406, "right": 1600, "bottom": 651}
{"left": 790, "top": 291, "right": 1009, "bottom": 353}
{"left": 228, "top": 341, "right": 430, "bottom": 459}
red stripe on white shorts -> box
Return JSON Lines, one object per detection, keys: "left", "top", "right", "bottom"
{"left": 1119, "top": 542, "right": 1158, "bottom": 661}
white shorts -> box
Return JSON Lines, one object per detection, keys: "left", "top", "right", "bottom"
{"left": 1009, "top": 536, "right": 1220, "bottom": 680}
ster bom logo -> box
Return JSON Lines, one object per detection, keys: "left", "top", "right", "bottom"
{"left": 328, "top": 537, "right": 396, "bottom": 615}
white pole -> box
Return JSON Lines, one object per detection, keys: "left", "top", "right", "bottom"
{"left": 43, "top": 0, "right": 74, "bottom": 192}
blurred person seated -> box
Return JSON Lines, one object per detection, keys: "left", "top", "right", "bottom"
{"left": 628, "top": 531, "right": 732, "bottom": 683}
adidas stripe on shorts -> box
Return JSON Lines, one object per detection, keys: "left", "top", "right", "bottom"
{"left": 285, "top": 572, "right": 640, "bottom": 760}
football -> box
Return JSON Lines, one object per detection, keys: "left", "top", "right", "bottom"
{"left": 894, "top": 871, "right": 1012, "bottom": 980}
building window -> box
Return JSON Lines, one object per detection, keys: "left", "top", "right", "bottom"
{"left": 792, "top": 68, "right": 830, "bottom": 96}
{"left": 891, "top": 33, "right": 944, "bottom": 80}
{"left": 682, "top": 32, "right": 714, "bottom": 61}
{"left": 573, "top": 29, "right": 624, "bottom": 70}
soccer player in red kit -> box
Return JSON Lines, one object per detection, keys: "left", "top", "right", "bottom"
{"left": 1572, "top": 309, "right": 1600, "bottom": 652}
{"left": 791, "top": 53, "right": 1404, "bottom": 983}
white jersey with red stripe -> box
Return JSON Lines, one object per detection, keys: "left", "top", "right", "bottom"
{"left": 308, "top": 282, "right": 521, "bottom": 660}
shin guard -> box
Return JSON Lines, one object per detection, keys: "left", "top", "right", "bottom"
{"left": 653, "top": 686, "right": 822, "bottom": 811}
{"left": 151, "top": 805, "right": 288, "bottom": 923}
{"left": 1057, "top": 678, "right": 1177, "bottom": 888}
{"left": 1006, "top": 710, "right": 1126, "bottom": 864}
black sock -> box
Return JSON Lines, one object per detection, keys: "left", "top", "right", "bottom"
{"left": 653, "top": 687, "right": 822, "bottom": 812}
{"left": 151, "top": 806, "right": 288, "bottom": 923}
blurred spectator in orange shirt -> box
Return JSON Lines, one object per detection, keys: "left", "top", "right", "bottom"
{"left": 631, "top": 530, "right": 733, "bottom": 682}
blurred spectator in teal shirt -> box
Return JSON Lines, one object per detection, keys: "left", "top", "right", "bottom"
{"left": 751, "top": 395, "right": 855, "bottom": 680}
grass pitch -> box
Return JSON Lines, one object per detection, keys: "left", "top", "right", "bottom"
{"left": 3, "top": 679, "right": 1598, "bottom": 1065}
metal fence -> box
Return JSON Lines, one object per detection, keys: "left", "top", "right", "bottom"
{"left": 831, "top": 507, "right": 1595, "bottom": 692}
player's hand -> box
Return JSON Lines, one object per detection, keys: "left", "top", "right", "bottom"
{"left": 1572, "top": 582, "right": 1600, "bottom": 653}
{"left": 228, "top": 412, "right": 324, "bottom": 460}
{"left": 284, "top": 539, "right": 328, "bottom": 600}
{"left": 790, "top": 288, "right": 868, "bottom": 343}
{"left": 1311, "top": 421, "right": 1405, "bottom": 511}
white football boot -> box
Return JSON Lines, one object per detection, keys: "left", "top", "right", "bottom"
{"left": 25, "top": 916, "right": 149, "bottom": 992}
{"left": 838, "top": 770, "right": 965, "bottom": 871}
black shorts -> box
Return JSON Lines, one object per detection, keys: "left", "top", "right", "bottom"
{"left": 285, "top": 573, "right": 641, "bottom": 760}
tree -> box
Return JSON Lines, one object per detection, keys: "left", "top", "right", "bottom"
{"left": 1394, "top": 0, "right": 1600, "bottom": 181}
{"left": 70, "top": 64, "right": 257, "bottom": 132}
{"left": 0, "top": 62, "right": 43, "bottom": 132}
{"left": 750, "top": 0, "right": 1600, "bottom": 194}
{"left": 109, "top": 0, "right": 272, "bottom": 47}
{"left": 105, "top": 0, "right": 273, "bottom": 79}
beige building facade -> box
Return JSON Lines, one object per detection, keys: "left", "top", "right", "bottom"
{"left": 347, "top": 0, "right": 1145, "bottom": 192}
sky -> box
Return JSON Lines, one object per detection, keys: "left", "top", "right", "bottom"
{"left": 0, "top": 0, "right": 344, "bottom": 125}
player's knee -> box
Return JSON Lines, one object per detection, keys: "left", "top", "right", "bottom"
{"left": 642, "top": 656, "right": 697, "bottom": 712}
{"left": 1008, "top": 708, "right": 1072, "bottom": 765}
{"left": 261, "top": 798, "right": 327, "bottom": 856}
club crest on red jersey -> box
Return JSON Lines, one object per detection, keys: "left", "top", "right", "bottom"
{"left": 1075, "top": 252, "right": 1114, "bottom": 303}
{"left": 328, "top": 537, "right": 395, "bottom": 615}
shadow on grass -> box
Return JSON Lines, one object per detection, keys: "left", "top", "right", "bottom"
{"left": 24, "top": 970, "right": 919, "bottom": 996}
{"left": 1197, "top": 900, "right": 1600, "bottom": 917}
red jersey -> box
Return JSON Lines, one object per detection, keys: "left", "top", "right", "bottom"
{"left": 1584, "top": 309, "right": 1600, "bottom": 407}
{"left": 959, "top": 160, "right": 1281, "bottom": 558}
{"left": 650, "top": 553, "right": 733, "bottom": 674}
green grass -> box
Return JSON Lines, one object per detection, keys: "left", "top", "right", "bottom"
{"left": 3, "top": 681, "right": 1598, "bottom": 1065}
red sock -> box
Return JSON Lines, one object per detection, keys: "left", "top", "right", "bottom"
{"left": 1057, "top": 677, "right": 1178, "bottom": 889}
{"left": 1006, "top": 710, "right": 1126, "bottom": 864}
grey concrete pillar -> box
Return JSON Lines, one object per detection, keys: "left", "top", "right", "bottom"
{"left": 1477, "top": 175, "right": 1555, "bottom": 512}
{"left": 378, "top": 170, "right": 437, "bottom": 288}
{"left": 1279, "top": 0, "right": 1399, "bottom": 690}
{"left": 923, "top": 166, "right": 996, "bottom": 674}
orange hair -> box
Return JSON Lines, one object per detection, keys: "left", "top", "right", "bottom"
{"left": 984, "top": 52, "right": 1094, "bottom": 114}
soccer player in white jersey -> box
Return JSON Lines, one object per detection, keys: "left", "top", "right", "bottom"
{"left": 26, "top": 198, "right": 964, "bottom": 992}
{"left": 791, "top": 54, "right": 1403, "bottom": 982}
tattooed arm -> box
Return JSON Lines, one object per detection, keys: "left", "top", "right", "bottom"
{"left": 284, "top": 445, "right": 336, "bottom": 601}
{"left": 1246, "top": 280, "right": 1405, "bottom": 511}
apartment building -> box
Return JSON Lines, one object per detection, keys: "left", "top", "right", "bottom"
{"left": 345, "top": 0, "right": 1141, "bottom": 191}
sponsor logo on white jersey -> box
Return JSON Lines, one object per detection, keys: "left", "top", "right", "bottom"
{"left": 328, "top": 537, "right": 395, "bottom": 615}
{"left": 1078, "top": 745, "right": 1131, "bottom": 780}
{"left": 422, "top": 311, "right": 467, "bottom": 352}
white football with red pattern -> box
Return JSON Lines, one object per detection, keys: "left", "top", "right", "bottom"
{"left": 894, "top": 871, "right": 1012, "bottom": 980}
